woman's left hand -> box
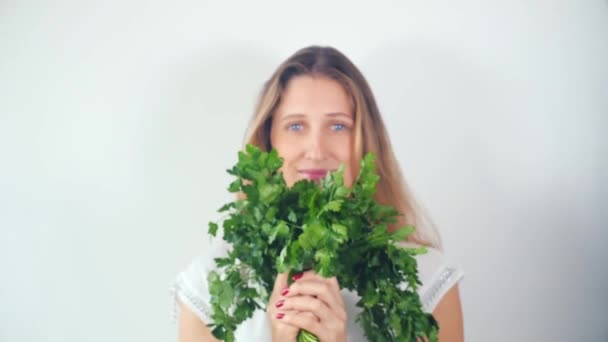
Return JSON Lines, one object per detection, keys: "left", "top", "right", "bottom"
{"left": 273, "top": 270, "right": 348, "bottom": 342}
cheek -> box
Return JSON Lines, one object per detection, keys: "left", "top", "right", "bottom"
{"left": 328, "top": 134, "right": 353, "bottom": 160}
{"left": 344, "top": 142, "right": 360, "bottom": 187}
{"left": 276, "top": 150, "right": 299, "bottom": 186}
{"left": 343, "top": 161, "right": 358, "bottom": 187}
{"left": 280, "top": 161, "right": 295, "bottom": 185}
{"left": 271, "top": 130, "right": 296, "bottom": 184}
{"left": 333, "top": 147, "right": 355, "bottom": 187}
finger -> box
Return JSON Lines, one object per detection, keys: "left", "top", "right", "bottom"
{"left": 275, "top": 295, "right": 332, "bottom": 322}
{"left": 281, "top": 280, "right": 347, "bottom": 321}
{"left": 292, "top": 270, "right": 333, "bottom": 287}
{"left": 272, "top": 272, "right": 289, "bottom": 296}
{"left": 293, "top": 270, "right": 342, "bottom": 298}
{"left": 276, "top": 311, "right": 323, "bottom": 337}
{"left": 290, "top": 270, "right": 339, "bottom": 306}
{"left": 267, "top": 272, "right": 291, "bottom": 316}
{"left": 269, "top": 295, "right": 301, "bottom": 316}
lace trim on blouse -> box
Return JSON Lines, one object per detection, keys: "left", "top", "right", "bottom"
{"left": 421, "top": 265, "right": 458, "bottom": 312}
{"left": 170, "top": 277, "right": 212, "bottom": 324}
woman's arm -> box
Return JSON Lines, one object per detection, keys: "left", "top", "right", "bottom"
{"left": 433, "top": 284, "right": 464, "bottom": 342}
{"left": 177, "top": 299, "right": 220, "bottom": 342}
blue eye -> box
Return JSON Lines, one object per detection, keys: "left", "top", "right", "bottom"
{"left": 288, "top": 123, "right": 303, "bottom": 131}
{"left": 332, "top": 123, "right": 347, "bottom": 131}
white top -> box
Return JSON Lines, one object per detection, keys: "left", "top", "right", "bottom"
{"left": 170, "top": 240, "right": 464, "bottom": 341}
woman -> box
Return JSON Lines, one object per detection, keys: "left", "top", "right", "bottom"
{"left": 172, "top": 46, "right": 464, "bottom": 341}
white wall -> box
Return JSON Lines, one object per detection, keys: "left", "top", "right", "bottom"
{"left": 1, "top": 1, "right": 606, "bottom": 341}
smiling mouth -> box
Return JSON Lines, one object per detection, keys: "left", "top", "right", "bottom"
{"left": 298, "top": 169, "right": 332, "bottom": 180}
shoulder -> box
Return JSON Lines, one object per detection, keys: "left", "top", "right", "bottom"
{"left": 170, "top": 241, "right": 231, "bottom": 325}
{"left": 396, "top": 241, "right": 465, "bottom": 313}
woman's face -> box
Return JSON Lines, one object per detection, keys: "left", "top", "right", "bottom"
{"left": 270, "top": 75, "right": 356, "bottom": 187}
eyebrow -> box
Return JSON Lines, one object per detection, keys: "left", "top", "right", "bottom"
{"left": 279, "top": 112, "right": 353, "bottom": 122}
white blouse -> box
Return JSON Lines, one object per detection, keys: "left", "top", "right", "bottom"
{"left": 170, "top": 240, "right": 464, "bottom": 341}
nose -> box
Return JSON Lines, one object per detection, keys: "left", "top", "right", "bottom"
{"left": 304, "top": 129, "right": 327, "bottom": 161}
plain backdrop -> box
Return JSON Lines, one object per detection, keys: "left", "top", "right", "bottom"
{"left": 1, "top": 1, "right": 606, "bottom": 341}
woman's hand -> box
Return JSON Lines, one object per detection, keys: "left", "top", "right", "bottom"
{"left": 267, "top": 270, "right": 348, "bottom": 342}
{"left": 267, "top": 272, "right": 301, "bottom": 341}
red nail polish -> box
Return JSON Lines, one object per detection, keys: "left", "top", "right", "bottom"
{"left": 281, "top": 287, "right": 289, "bottom": 296}
{"left": 292, "top": 273, "right": 303, "bottom": 281}
{"left": 275, "top": 300, "right": 284, "bottom": 308}
{"left": 276, "top": 313, "right": 285, "bottom": 319}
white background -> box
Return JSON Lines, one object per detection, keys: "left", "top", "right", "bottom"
{"left": 1, "top": 1, "right": 606, "bottom": 341}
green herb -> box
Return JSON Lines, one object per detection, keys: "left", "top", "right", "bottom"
{"left": 206, "top": 144, "right": 438, "bottom": 341}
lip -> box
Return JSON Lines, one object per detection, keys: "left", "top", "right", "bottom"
{"left": 298, "top": 169, "right": 332, "bottom": 180}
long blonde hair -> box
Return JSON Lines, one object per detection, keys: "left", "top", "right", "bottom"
{"left": 242, "top": 46, "right": 442, "bottom": 249}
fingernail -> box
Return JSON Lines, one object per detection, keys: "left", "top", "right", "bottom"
{"left": 276, "top": 313, "right": 285, "bottom": 319}
{"left": 275, "top": 299, "right": 285, "bottom": 308}
{"left": 292, "top": 272, "right": 303, "bottom": 281}
{"left": 281, "top": 287, "right": 289, "bottom": 296}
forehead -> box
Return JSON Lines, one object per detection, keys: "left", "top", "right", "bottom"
{"left": 276, "top": 75, "right": 353, "bottom": 117}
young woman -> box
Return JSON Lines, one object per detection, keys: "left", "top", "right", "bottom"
{"left": 172, "top": 46, "right": 465, "bottom": 341}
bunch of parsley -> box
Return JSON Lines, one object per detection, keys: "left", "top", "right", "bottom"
{"left": 206, "top": 144, "right": 438, "bottom": 341}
